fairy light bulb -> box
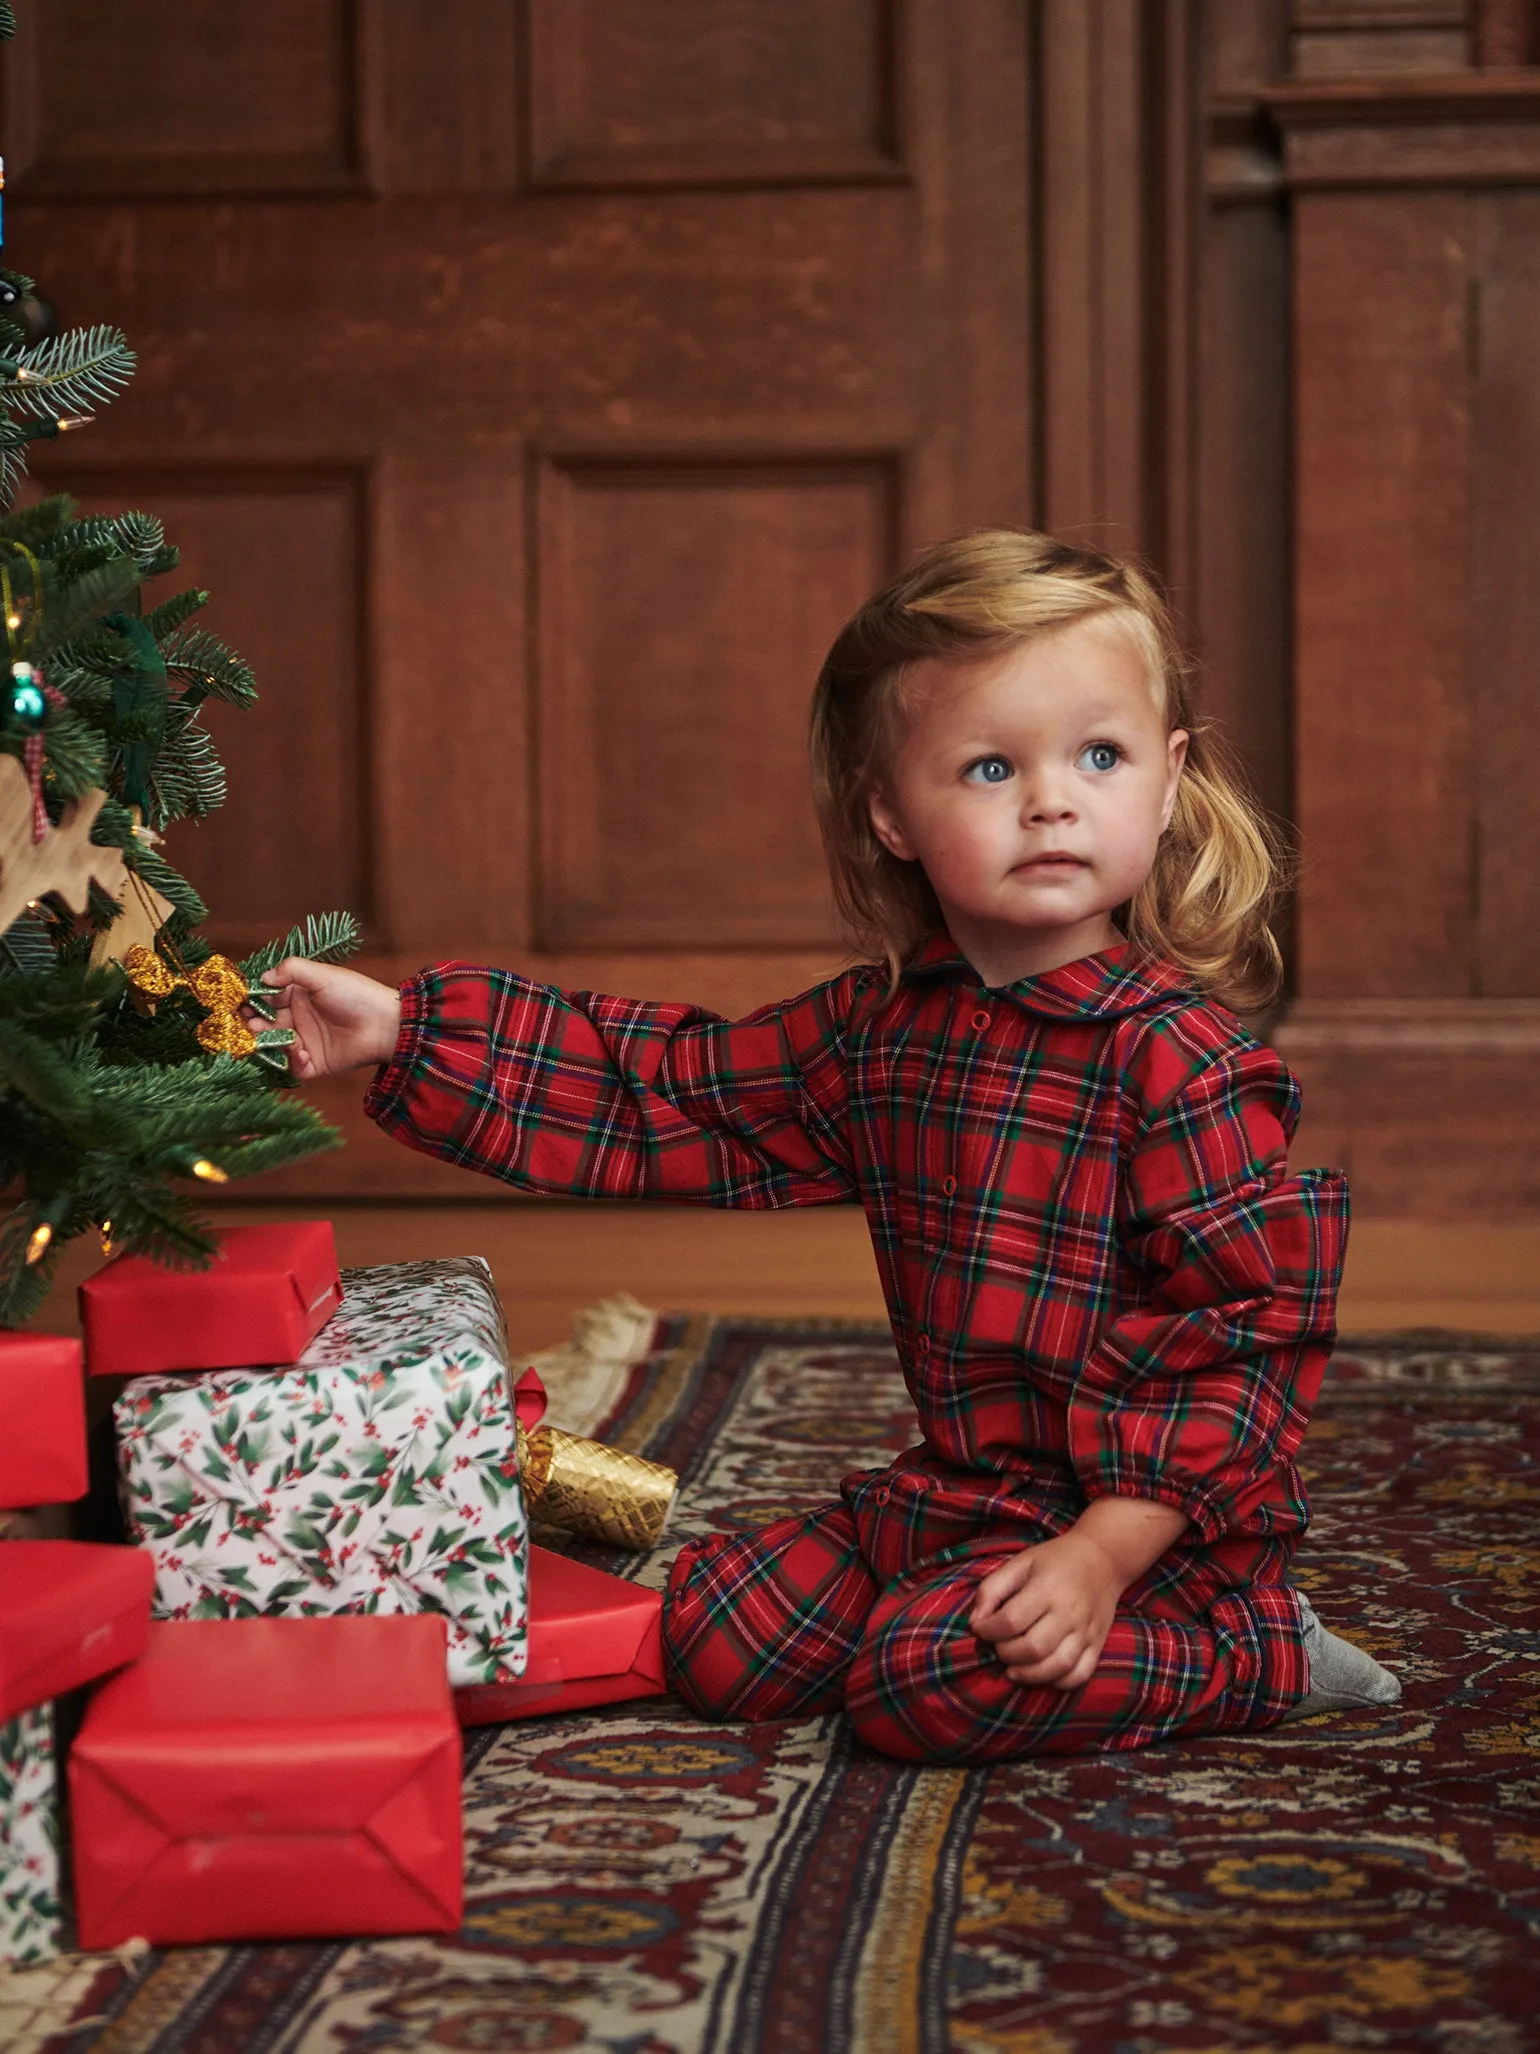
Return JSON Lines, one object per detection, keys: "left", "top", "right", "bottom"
{"left": 25, "top": 1221, "right": 52, "bottom": 1264}
{"left": 191, "top": 1158, "right": 228, "bottom": 1183}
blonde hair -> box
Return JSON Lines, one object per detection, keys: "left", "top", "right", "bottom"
{"left": 809, "top": 528, "right": 1285, "bottom": 1012}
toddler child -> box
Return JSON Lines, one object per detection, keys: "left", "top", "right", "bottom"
{"left": 265, "top": 529, "right": 1399, "bottom": 1763}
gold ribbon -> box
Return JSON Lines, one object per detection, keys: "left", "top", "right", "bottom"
{"left": 124, "top": 942, "right": 258, "bottom": 1058}
{"left": 516, "top": 1418, "right": 678, "bottom": 1552}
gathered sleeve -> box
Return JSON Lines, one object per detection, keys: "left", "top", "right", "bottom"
{"left": 1066, "top": 1037, "right": 1349, "bottom": 1544}
{"left": 363, "top": 962, "right": 864, "bottom": 1207}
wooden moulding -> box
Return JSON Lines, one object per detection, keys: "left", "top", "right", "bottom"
{"left": 1273, "top": 999, "right": 1540, "bottom": 1213}
{"left": 1265, "top": 72, "right": 1540, "bottom": 185}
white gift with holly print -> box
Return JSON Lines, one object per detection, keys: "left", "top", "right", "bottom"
{"left": 115, "top": 1257, "right": 529, "bottom": 1687}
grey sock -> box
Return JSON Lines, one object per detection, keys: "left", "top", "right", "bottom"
{"left": 1284, "top": 1593, "right": 1402, "bottom": 1720}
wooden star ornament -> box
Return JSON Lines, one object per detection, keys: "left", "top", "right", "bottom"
{"left": 0, "top": 750, "right": 129, "bottom": 935}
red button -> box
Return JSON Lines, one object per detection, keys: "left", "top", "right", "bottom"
{"left": 942, "top": 1176, "right": 957, "bottom": 1196}
{"left": 916, "top": 1334, "right": 931, "bottom": 1355}
{"left": 873, "top": 1487, "right": 890, "bottom": 1506}
{"left": 971, "top": 1009, "right": 991, "bottom": 1030}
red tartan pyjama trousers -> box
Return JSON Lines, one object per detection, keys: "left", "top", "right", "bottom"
{"left": 663, "top": 1461, "right": 1308, "bottom": 1764}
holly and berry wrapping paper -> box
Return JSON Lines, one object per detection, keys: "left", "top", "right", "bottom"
{"left": 1, "top": 1704, "right": 61, "bottom": 1965}
{"left": 115, "top": 1258, "right": 529, "bottom": 1687}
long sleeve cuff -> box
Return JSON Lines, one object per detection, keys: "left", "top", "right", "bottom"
{"left": 362, "top": 973, "right": 431, "bottom": 1127}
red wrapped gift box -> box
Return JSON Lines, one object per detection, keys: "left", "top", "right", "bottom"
{"left": 0, "top": 1540, "right": 153, "bottom": 1722}
{"left": 0, "top": 1333, "right": 87, "bottom": 1508}
{"left": 79, "top": 1220, "right": 343, "bottom": 1377}
{"left": 454, "top": 1545, "right": 666, "bottom": 1725}
{"left": 70, "top": 1615, "right": 463, "bottom": 1948}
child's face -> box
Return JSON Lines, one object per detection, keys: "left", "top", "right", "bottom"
{"left": 868, "top": 617, "right": 1188, "bottom": 987}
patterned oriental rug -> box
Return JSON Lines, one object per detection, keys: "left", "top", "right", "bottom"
{"left": 5, "top": 1312, "right": 1539, "bottom": 2054}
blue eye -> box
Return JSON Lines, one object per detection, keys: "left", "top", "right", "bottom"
{"left": 964, "top": 756, "right": 1012, "bottom": 785}
{"left": 1079, "top": 742, "right": 1120, "bottom": 773}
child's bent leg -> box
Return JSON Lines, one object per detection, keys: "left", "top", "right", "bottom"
{"left": 844, "top": 1560, "right": 1308, "bottom": 1764}
{"left": 665, "top": 1502, "right": 879, "bottom": 1722}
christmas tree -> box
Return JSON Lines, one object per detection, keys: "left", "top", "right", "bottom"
{"left": 0, "top": 15, "right": 354, "bottom": 1325}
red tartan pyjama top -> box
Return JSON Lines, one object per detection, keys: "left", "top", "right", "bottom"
{"left": 365, "top": 938, "right": 1349, "bottom": 1598}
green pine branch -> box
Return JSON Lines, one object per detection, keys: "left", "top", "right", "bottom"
{"left": 143, "top": 586, "right": 208, "bottom": 640}
{"left": 32, "top": 556, "right": 141, "bottom": 654}
{"left": 241, "top": 912, "right": 362, "bottom": 986}
{"left": 161, "top": 624, "right": 257, "bottom": 708}
{"left": 3, "top": 326, "right": 137, "bottom": 424}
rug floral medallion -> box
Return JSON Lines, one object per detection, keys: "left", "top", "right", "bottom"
{"left": 9, "top": 1319, "right": 1539, "bottom": 2053}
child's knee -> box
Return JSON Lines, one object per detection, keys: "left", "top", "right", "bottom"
{"left": 662, "top": 1522, "right": 860, "bottom": 1723}
{"left": 662, "top": 1533, "right": 752, "bottom": 1718}
{"left": 843, "top": 1589, "right": 1067, "bottom": 1764}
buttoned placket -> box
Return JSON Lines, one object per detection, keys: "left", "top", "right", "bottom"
{"left": 948, "top": 992, "right": 994, "bottom": 1202}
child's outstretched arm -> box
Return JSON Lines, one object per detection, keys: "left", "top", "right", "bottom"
{"left": 288, "top": 958, "right": 867, "bottom": 1210}
{"left": 968, "top": 1498, "right": 1189, "bottom": 1690}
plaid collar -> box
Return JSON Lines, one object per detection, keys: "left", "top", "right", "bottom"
{"left": 898, "top": 931, "right": 1201, "bottom": 1020}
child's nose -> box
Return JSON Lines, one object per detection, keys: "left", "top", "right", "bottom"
{"left": 1020, "top": 771, "right": 1077, "bottom": 823}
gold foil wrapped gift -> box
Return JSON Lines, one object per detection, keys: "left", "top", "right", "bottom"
{"left": 513, "top": 1367, "right": 677, "bottom": 1551}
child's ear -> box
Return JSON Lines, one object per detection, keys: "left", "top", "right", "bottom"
{"left": 868, "top": 787, "right": 918, "bottom": 862}
{"left": 1160, "top": 730, "right": 1190, "bottom": 830}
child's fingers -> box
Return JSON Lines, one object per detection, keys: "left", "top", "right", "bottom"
{"left": 261, "top": 956, "right": 333, "bottom": 997}
{"left": 971, "top": 1588, "right": 1048, "bottom": 1643}
{"left": 982, "top": 1592, "right": 1066, "bottom": 1664}
{"left": 969, "top": 1553, "right": 1036, "bottom": 1628}
{"left": 1003, "top": 1628, "right": 1085, "bottom": 1688}
{"left": 1054, "top": 1643, "right": 1102, "bottom": 1693}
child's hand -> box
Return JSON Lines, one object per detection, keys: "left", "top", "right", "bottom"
{"left": 968, "top": 1496, "right": 1190, "bottom": 1692}
{"left": 257, "top": 958, "right": 403, "bottom": 1081}
{"left": 968, "top": 1533, "right": 1121, "bottom": 1691}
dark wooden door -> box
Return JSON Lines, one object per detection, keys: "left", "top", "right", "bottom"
{"left": 7, "top": 0, "right": 1035, "bottom": 1193}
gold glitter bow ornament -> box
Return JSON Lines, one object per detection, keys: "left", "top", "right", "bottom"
{"left": 123, "top": 942, "right": 259, "bottom": 1058}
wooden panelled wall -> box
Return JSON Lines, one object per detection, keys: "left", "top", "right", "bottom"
{"left": 1265, "top": 0, "right": 1540, "bottom": 1210}
{"left": 7, "top": 0, "right": 1540, "bottom": 1217}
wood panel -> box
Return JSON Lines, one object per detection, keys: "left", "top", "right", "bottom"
{"left": 1292, "top": 191, "right": 1473, "bottom": 997}
{"left": 535, "top": 455, "right": 895, "bottom": 950}
{"left": 374, "top": 0, "right": 521, "bottom": 194}
{"left": 1472, "top": 193, "right": 1540, "bottom": 993}
{"left": 522, "top": 0, "right": 904, "bottom": 190}
{"left": 1276, "top": 1001, "right": 1540, "bottom": 1208}
{"left": 1272, "top": 65, "right": 1540, "bottom": 1212}
{"left": 1290, "top": 0, "right": 1471, "bottom": 76}
{"left": 1196, "top": 2, "right": 1293, "bottom": 844}
{"left": 1037, "top": 0, "right": 1153, "bottom": 557}
{"left": 1270, "top": 73, "right": 1540, "bottom": 182}
{"left": 369, "top": 454, "right": 530, "bottom": 956}
{"left": 1476, "top": 0, "right": 1540, "bottom": 62}
{"left": 3, "top": 0, "right": 373, "bottom": 197}
{"left": 29, "top": 466, "right": 371, "bottom": 951}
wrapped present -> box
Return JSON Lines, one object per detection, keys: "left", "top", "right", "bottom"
{"left": 81, "top": 1219, "right": 343, "bottom": 1377}
{"left": 454, "top": 1544, "right": 666, "bottom": 1725}
{"left": 115, "top": 1258, "right": 529, "bottom": 1688}
{"left": 0, "top": 1334, "right": 87, "bottom": 1508}
{"left": 0, "top": 1540, "right": 154, "bottom": 1723}
{"left": 513, "top": 1366, "right": 678, "bottom": 1550}
{"left": 1, "top": 1705, "right": 61, "bottom": 1965}
{"left": 70, "top": 1615, "right": 463, "bottom": 1947}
